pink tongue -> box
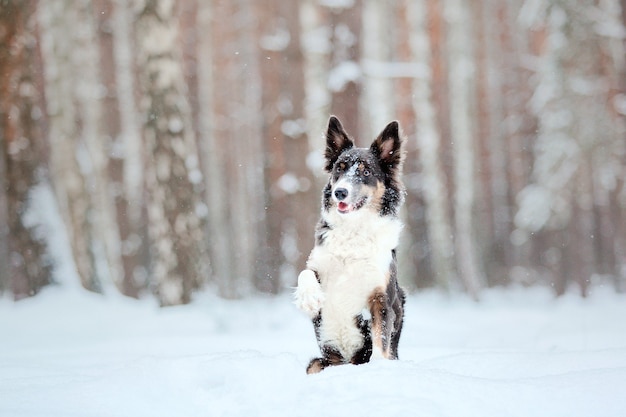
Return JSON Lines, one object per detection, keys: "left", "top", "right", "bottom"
{"left": 338, "top": 202, "right": 349, "bottom": 212}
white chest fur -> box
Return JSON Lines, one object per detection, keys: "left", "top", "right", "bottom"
{"left": 306, "top": 209, "right": 402, "bottom": 357}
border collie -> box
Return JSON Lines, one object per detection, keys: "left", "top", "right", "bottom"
{"left": 294, "top": 116, "right": 406, "bottom": 374}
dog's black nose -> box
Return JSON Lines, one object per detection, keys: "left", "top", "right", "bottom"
{"left": 334, "top": 188, "right": 348, "bottom": 201}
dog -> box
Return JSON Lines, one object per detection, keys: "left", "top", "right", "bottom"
{"left": 294, "top": 115, "right": 406, "bottom": 374}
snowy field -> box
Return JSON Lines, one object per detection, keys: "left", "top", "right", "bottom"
{"left": 1, "top": 286, "right": 626, "bottom": 417}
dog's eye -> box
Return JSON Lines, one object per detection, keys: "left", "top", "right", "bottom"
{"left": 363, "top": 169, "right": 371, "bottom": 177}
{"left": 336, "top": 163, "right": 345, "bottom": 172}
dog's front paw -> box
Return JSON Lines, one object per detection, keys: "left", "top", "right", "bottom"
{"left": 293, "top": 270, "right": 324, "bottom": 319}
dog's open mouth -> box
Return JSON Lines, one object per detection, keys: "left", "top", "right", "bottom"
{"left": 337, "top": 198, "right": 367, "bottom": 214}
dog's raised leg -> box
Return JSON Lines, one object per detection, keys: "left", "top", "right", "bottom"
{"left": 293, "top": 269, "right": 324, "bottom": 319}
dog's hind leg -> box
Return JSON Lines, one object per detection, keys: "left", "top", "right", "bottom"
{"left": 385, "top": 250, "right": 405, "bottom": 360}
{"left": 389, "top": 285, "right": 405, "bottom": 359}
{"left": 368, "top": 289, "right": 393, "bottom": 359}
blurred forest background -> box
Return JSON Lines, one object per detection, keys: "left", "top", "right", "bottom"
{"left": 1, "top": 0, "right": 625, "bottom": 305}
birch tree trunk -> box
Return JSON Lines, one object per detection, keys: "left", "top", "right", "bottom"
{"left": 445, "top": 0, "right": 483, "bottom": 299}
{"left": 38, "top": 0, "right": 102, "bottom": 293}
{"left": 69, "top": 0, "right": 128, "bottom": 296}
{"left": 0, "top": 0, "right": 52, "bottom": 298}
{"left": 133, "top": 0, "right": 210, "bottom": 305}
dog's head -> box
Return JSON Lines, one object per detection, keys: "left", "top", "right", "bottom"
{"left": 323, "top": 116, "right": 405, "bottom": 217}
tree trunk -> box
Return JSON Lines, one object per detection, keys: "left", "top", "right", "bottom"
{"left": 408, "top": 0, "right": 456, "bottom": 290}
{"left": 195, "top": 0, "right": 230, "bottom": 297}
{"left": 498, "top": 0, "right": 536, "bottom": 283}
{"left": 327, "top": 0, "right": 363, "bottom": 137}
{"left": 208, "top": 0, "right": 264, "bottom": 298}
{"left": 133, "top": 0, "right": 210, "bottom": 306}
{"left": 256, "top": 0, "right": 289, "bottom": 293}
{"left": 445, "top": 0, "right": 483, "bottom": 299}
{"left": 38, "top": 0, "right": 102, "bottom": 293}
{"left": 207, "top": 0, "right": 240, "bottom": 298}
{"left": 256, "top": 0, "right": 317, "bottom": 292}
{"left": 0, "top": 111, "right": 7, "bottom": 295}
{"left": 93, "top": 0, "right": 143, "bottom": 298}
{"left": 70, "top": 0, "right": 124, "bottom": 294}
{"left": 362, "top": 0, "right": 394, "bottom": 132}
{"left": 0, "top": 0, "right": 52, "bottom": 299}
{"left": 394, "top": 0, "right": 432, "bottom": 289}
{"left": 0, "top": 2, "right": 15, "bottom": 295}
{"left": 472, "top": 0, "right": 499, "bottom": 285}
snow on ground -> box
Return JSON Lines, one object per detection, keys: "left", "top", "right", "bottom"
{"left": 1, "top": 285, "right": 625, "bottom": 417}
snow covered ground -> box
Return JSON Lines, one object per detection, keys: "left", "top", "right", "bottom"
{"left": 1, "top": 285, "right": 625, "bottom": 417}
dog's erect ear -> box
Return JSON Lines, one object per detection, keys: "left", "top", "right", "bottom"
{"left": 325, "top": 116, "right": 354, "bottom": 172}
{"left": 370, "top": 121, "right": 404, "bottom": 173}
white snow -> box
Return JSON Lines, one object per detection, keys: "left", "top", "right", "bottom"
{"left": 362, "top": 59, "right": 430, "bottom": 79}
{"left": 327, "top": 61, "right": 361, "bottom": 92}
{"left": 259, "top": 27, "right": 291, "bottom": 52}
{"left": 22, "top": 183, "right": 82, "bottom": 289}
{"left": 281, "top": 119, "right": 307, "bottom": 139}
{"left": 1, "top": 286, "right": 625, "bottom": 417}
{"left": 318, "top": 0, "right": 355, "bottom": 10}
{"left": 514, "top": 184, "right": 552, "bottom": 232}
{"left": 277, "top": 173, "right": 300, "bottom": 194}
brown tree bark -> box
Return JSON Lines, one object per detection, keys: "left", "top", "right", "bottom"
{"left": 93, "top": 0, "right": 143, "bottom": 298}
{"left": 408, "top": 0, "right": 457, "bottom": 290}
{"left": 327, "top": 0, "right": 363, "bottom": 137}
{"left": 471, "top": 0, "right": 499, "bottom": 284}
{"left": 256, "top": 0, "right": 317, "bottom": 293}
{"left": 208, "top": 0, "right": 241, "bottom": 298}
{"left": 256, "top": 0, "right": 289, "bottom": 293}
{"left": 394, "top": 0, "right": 432, "bottom": 288}
{"left": 0, "top": 113, "right": 6, "bottom": 295}
{"left": 0, "top": 0, "right": 52, "bottom": 299}
{"left": 208, "top": 0, "right": 265, "bottom": 298}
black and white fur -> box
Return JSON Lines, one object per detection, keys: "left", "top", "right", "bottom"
{"left": 294, "top": 116, "right": 406, "bottom": 374}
